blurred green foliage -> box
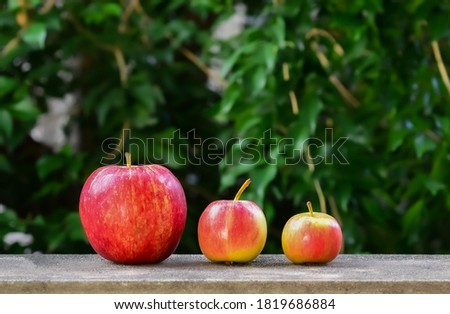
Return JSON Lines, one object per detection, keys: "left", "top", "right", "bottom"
{"left": 1, "top": 0, "right": 449, "bottom": 255}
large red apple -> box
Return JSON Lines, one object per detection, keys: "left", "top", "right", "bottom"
{"left": 79, "top": 153, "right": 187, "bottom": 264}
{"left": 198, "top": 179, "right": 267, "bottom": 263}
{"left": 282, "top": 201, "right": 342, "bottom": 264}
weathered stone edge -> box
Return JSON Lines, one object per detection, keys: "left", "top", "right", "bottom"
{"left": 2, "top": 280, "right": 450, "bottom": 294}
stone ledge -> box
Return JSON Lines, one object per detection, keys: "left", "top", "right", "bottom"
{"left": 1, "top": 254, "right": 449, "bottom": 293}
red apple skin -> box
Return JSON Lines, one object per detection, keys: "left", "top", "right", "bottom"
{"left": 79, "top": 164, "right": 187, "bottom": 264}
{"left": 282, "top": 212, "right": 342, "bottom": 264}
{"left": 198, "top": 200, "right": 267, "bottom": 263}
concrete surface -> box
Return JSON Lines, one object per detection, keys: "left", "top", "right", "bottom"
{"left": 1, "top": 254, "right": 450, "bottom": 293}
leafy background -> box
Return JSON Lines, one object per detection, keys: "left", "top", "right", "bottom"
{"left": 1, "top": 0, "right": 449, "bottom": 255}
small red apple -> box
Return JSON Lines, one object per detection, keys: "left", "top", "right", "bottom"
{"left": 79, "top": 153, "right": 187, "bottom": 264}
{"left": 282, "top": 201, "right": 342, "bottom": 264}
{"left": 197, "top": 179, "right": 267, "bottom": 263}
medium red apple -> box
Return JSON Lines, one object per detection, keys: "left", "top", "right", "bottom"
{"left": 197, "top": 179, "right": 267, "bottom": 263}
{"left": 282, "top": 201, "right": 342, "bottom": 264}
{"left": 79, "top": 153, "right": 187, "bottom": 264}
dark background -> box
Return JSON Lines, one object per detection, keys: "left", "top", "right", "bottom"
{"left": 1, "top": 0, "right": 449, "bottom": 255}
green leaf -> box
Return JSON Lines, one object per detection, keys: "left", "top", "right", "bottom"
{"left": 249, "top": 165, "right": 277, "bottom": 206}
{"left": 166, "top": 20, "right": 196, "bottom": 48}
{"left": 102, "top": 3, "right": 122, "bottom": 16}
{"left": 388, "top": 127, "right": 409, "bottom": 151}
{"left": 22, "top": 22, "right": 47, "bottom": 49}
{"left": 406, "top": 0, "right": 425, "bottom": 13}
{"left": 0, "top": 110, "right": 13, "bottom": 138}
{"left": 167, "top": 0, "right": 186, "bottom": 12}
{"left": 66, "top": 213, "right": 87, "bottom": 242}
{"left": 219, "top": 158, "right": 258, "bottom": 192}
{"left": 428, "top": 14, "right": 449, "bottom": 40}
{"left": 33, "top": 182, "right": 65, "bottom": 199}
{"left": 148, "top": 128, "right": 187, "bottom": 169}
{"left": 250, "top": 67, "right": 267, "bottom": 96}
{"left": 0, "top": 154, "right": 13, "bottom": 173}
{"left": 264, "top": 202, "right": 276, "bottom": 225}
{"left": 83, "top": 3, "right": 122, "bottom": 24}
{"left": 220, "top": 50, "right": 242, "bottom": 78}
{"left": 46, "top": 226, "right": 67, "bottom": 252}
{"left": 131, "top": 83, "right": 160, "bottom": 112}
{"left": 402, "top": 199, "right": 423, "bottom": 234}
{"left": 220, "top": 43, "right": 256, "bottom": 77}
{"left": 0, "top": 76, "right": 16, "bottom": 97}
{"left": 145, "top": 20, "right": 167, "bottom": 44}
{"left": 131, "top": 106, "right": 158, "bottom": 128}
{"left": 336, "top": 185, "right": 352, "bottom": 213}
{"left": 7, "top": 0, "right": 20, "bottom": 10}
{"left": 292, "top": 92, "right": 324, "bottom": 146}
{"left": 436, "top": 117, "right": 450, "bottom": 137}
{"left": 258, "top": 43, "right": 277, "bottom": 72}
{"left": 236, "top": 116, "right": 261, "bottom": 135}
{"left": 96, "top": 89, "right": 124, "bottom": 125}
{"left": 271, "top": 16, "right": 285, "bottom": 47}
{"left": 414, "top": 134, "right": 436, "bottom": 158}
{"left": 10, "top": 97, "right": 40, "bottom": 120}
{"left": 44, "top": 14, "right": 62, "bottom": 31}
{"left": 361, "top": 196, "right": 386, "bottom": 225}
{"left": 12, "top": 0, "right": 40, "bottom": 9}
{"left": 425, "top": 179, "right": 445, "bottom": 196}
{"left": 36, "top": 155, "right": 65, "bottom": 180}
{"left": 213, "top": 85, "right": 240, "bottom": 119}
{"left": 0, "top": 207, "right": 19, "bottom": 229}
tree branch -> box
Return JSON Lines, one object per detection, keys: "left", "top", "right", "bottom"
{"left": 308, "top": 30, "right": 360, "bottom": 108}
{"left": 180, "top": 46, "right": 228, "bottom": 90}
{"left": 305, "top": 145, "right": 327, "bottom": 214}
{"left": 288, "top": 90, "right": 299, "bottom": 115}
{"left": 0, "top": 35, "right": 21, "bottom": 57}
{"left": 112, "top": 47, "right": 128, "bottom": 87}
{"left": 329, "top": 74, "right": 360, "bottom": 108}
{"left": 38, "top": 0, "right": 56, "bottom": 14}
{"left": 306, "top": 28, "right": 344, "bottom": 56}
{"left": 282, "top": 62, "right": 290, "bottom": 81}
{"left": 118, "top": 0, "right": 140, "bottom": 33}
{"left": 66, "top": 14, "right": 128, "bottom": 87}
{"left": 431, "top": 40, "right": 450, "bottom": 98}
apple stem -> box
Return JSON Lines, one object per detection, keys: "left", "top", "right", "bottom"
{"left": 125, "top": 152, "right": 132, "bottom": 168}
{"left": 234, "top": 179, "right": 251, "bottom": 201}
{"left": 307, "top": 201, "right": 315, "bottom": 217}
